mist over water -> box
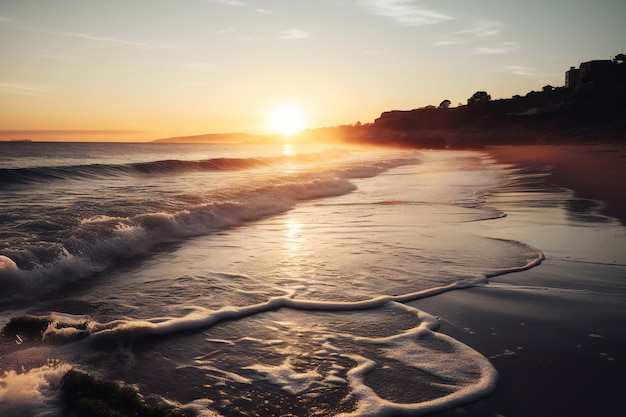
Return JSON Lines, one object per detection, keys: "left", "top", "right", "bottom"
{"left": 0, "top": 142, "right": 547, "bottom": 416}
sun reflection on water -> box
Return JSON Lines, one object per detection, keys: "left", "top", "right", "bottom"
{"left": 283, "top": 218, "right": 303, "bottom": 254}
{"left": 282, "top": 143, "right": 296, "bottom": 156}
{"left": 282, "top": 143, "right": 298, "bottom": 174}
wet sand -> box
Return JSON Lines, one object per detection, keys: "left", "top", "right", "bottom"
{"left": 485, "top": 145, "right": 626, "bottom": 224}
{"left": 411, "top": 145, "right": 626, "bottom": 417}
{"left": 412, "top": 262, "right": 626, "bottom": 417}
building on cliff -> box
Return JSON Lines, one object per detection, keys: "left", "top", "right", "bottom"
{"left": 565, "top": 60, "right": 620, "bottom": 92}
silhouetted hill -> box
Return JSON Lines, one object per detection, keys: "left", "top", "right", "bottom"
{"left": 153, "top": 133, "right": 264, "bottom": 144}
{"left": 330, "top": 57, "right": 626, "bottom": 148}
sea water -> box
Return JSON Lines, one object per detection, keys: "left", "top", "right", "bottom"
{"left": 0, "top": 141, "right": 573, "bottom": 416}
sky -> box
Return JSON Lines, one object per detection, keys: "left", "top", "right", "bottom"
{"left": 0, "top": 0, "right": 624, "bottom": 141}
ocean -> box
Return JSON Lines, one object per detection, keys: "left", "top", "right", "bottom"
{"left": 0, "top": 141, "right": 621, "bottom": 416}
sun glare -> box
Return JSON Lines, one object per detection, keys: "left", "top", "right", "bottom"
{"left": 269, "top": 105, "right": 308, "bottom": 136}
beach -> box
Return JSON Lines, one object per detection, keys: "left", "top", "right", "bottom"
{"left": 1, "top": 143, "right": 625, "bottom": 416}
{"left": 415, "top": 145, "right": 626, "bottom": 417}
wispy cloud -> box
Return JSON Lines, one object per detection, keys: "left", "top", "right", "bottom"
{"left": 277, "top": 29, "right": 311, "bottom": 40}
{"left": 0, "top": 82, "right": 49, "bottom": 96}
{"left": 459, "top": 21, "right": 504, "bottom": 37}
{"left": 500, "top": 65, "right": 536, "bottom": 76}
{"left": 238, "top": 29, "right": 312, "bottom": 42}
{"left": 358, "top": 0, "right": 452, "bottom": 26}
{"left": 212, "top": 27, "right": 236, "bottom": 35}
{"left": 435, "top": 21, "right": 503, "bottom": 46}
{"left": 209, "top": 0, "right": 245, "bottom": 6}
{"left": 63, "top": 32, "right": 148, "bottom": 47}
{"left": 471, "top": 41, "right": 520, "bottom": 55}
{"left": 7, "top": 20, "right": 166, "bottom": 50}
{"left": 436, "top": 21, "right": 519, "bottom": 55}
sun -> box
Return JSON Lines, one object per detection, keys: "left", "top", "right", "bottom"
{"left": 269, "top": 105, "right": 308, "bottom": 136}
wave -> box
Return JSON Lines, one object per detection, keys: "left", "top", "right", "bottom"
{"left": 3, "top": 236, "right": 544, "bottom": 348}
{"left": 0, "top": 156, "right": 421, "bottom": 299}
{"left": 2, "top": 294, "right": 498, "bottom": 417}
{"left": 1, "top": 237, "right": 541, "bottom": 416}
{"left": 0, "top": 148, "right": 352, "bottom": 187}
{"left": 88, "top": 296, "right": 497, "bottom": 417}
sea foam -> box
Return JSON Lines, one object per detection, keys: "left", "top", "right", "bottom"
{"left": 0, "top": 361, "right": 71, "bottom": 417}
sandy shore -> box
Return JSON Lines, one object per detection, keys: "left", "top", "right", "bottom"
{"left": 412, "top": 262, "right": 626, "bottom": 417}
{"left": 485, "top": 145, "right": 626, "bottom": 224}
{"left": 411, "top": 145, "right": 626, "bottom": 417}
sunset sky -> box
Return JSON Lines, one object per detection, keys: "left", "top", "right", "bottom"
{"left": 1, "top": 0, "right": 624, "bottom": 141}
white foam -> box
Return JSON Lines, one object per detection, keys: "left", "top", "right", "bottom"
{"left": 484, "top": 238, "right": 545, "bottom": 278}
{"left": 79, "top": 295, "right": 499, "bottom": 415}
{"left": 328, "top": 306, "right": 498, "bottom": 416}
{"left": 0, "top": 361, "right": 71, "bottom": 417}
{"left": 245, "top": 360, "right": 323, "bottom": 395}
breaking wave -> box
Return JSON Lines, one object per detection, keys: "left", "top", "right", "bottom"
{"left": 0, "top": 156, "right": 421, "bottom": 300}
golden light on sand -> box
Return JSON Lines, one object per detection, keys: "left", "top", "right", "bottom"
{"left": 269, "top": 105, "right": 308, "bottom": 136}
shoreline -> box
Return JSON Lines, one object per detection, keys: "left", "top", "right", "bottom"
{"left": 484, "top": 144, "right": 626, "bottom": 224}
{"left": 412, "top": 260, "right": 626, "bottom": 417}
{"left": 412, "top": 145, "right": 626, "bottom": 417}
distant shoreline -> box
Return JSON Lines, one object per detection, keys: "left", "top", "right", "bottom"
{"left": 151, "top": 132, "right": 265, "bottom": 144}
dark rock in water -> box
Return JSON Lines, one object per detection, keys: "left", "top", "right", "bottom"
{"left": 60, "top": 369, "right": 191, "bottom": 417}
{"left": 3, "top": 315, "right": 52, "bottom": 336}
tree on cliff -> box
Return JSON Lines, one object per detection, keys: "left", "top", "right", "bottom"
{"left": 467, "top": 91, "right": 491, "bottom": 105}
{"left": 439, "top": 99, "right": 451, "bottom": 109}
{"left": 613, "top": 53, "right": 626, "bottom": 64}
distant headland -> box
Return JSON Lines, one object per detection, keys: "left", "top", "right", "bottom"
{"left": 152, "top": 133, "right": 264, "bottom": 144}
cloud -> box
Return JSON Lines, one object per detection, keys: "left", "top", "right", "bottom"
{"left": 0, "top": 82, "right": 49, "bottom": 96}
{"left": 277, "top": 29, "right": 311, "bottom": 40}
{"left": 435, "top": 21, "right": 503, "bottom": 46}
{"left": 210, "top": 0, "right": 244, "bottom": 5}
{"left": 64, "top": 32, "right": 148, "bottom": 47}
{"left": 470, "top": 41, "right": 520, "bottom": 55}
{"left": 239, "top": 29, "right": 311, "bottom": 42}
{"left": 434, "top": 38, "right": 472, "bottom": 46}
{"left": 458, "top": 21, "right": 504, "bottom": 37}
{"left": 15, "top": 24, "right": 166, "bottom": 49}
{"left": 4, "top": 19, "right": 167, "bottom": 49}
{"left": 501, "top": 65, "right": 536, "bottom": 76}
{"left": 435, "top": 21, "right": 519, "bottom": 55}
{"left": 358, "top": 0, "right": 452, "bottom": 26}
